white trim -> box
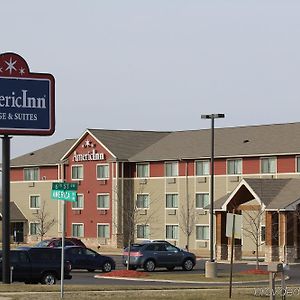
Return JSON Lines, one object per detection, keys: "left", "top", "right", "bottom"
{"left": 96, "top": 163, "right": 110, "bottom": 180}
{"left": 61, "top": 130, "right": 117, "bottom": 161}
{"left": 72, "top": 193, "right": 84, "bottom": 210}
{"left": 71, "top": 164, "right": 84, "bottom": 181}
{"left": 97, "top": 223, "right": 110, "bottom": 239}
{"left": 71, "top": 223, "right": 84, "bottom": 238}
{"left": 29, "top": 194, "right": 41, "bottom": 209}
{"left": 96, "top": 193, "right": 110, "bottom": 210}
{"left": 221, "top": 179, "right": 265, "bottom": 211}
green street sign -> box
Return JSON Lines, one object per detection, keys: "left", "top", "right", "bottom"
{"left": 51, "top": 190, "right": 77, "bottom": 202}
{"left": 52, "top": 182, "right": 78, "bottom": 191}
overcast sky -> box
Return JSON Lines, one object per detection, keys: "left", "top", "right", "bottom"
{"left": 1, "top": 0, "right": 300, "bottom": 159}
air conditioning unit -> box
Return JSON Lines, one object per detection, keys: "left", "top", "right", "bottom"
{"left": 32, "top": 209, "right": 39, "bottom": 214}
{"left": 197, "top": 241, "right": 208, "bottom": 248}
{"left": 28, "top": 182, "right": 35, "bottom": 187}
{"left": 197, "top": 177, "right": 207, "bottom": 183}
{"left": 139, "top": 179, "right": 147, "bottom": 185}
{"left": 198, "top": 209, "right": 207, "bottom": 215}
{"left": 229, "top": 176, "right": 240, "bottom": 182}
{"left": 99, "top": 180, "right": 107, "bottom": 185}
{"left": 73, "top": 210, "right": 81, "bottom": 215}
{"left": 98, "top": 238, "right": 107, "bottom": 245}
{"left": 167, "top": 178, "right": 176, "bottom": 184}
{"left": 99, "top": 209, "right": 107, "bottom": 215}
{"left": 167, "top": 209, "right": 176, "bottom": 215}
{"left": 139, "top": 209, "right": 147, "bottom": 215}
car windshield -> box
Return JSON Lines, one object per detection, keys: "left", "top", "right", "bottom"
{"left": 35, "top": 240, "right": 51, "bottom": 247}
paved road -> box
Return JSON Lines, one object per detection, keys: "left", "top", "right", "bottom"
{"left": 64, "top": 255, "right": 300, "bottom": 287}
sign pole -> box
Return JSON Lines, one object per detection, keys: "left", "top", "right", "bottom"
{"left": 2, "top": 135, "right": 11, "bottom": 283}
{"left": 60, "top": 200, "right": 65, "bottom": 298}
{"left": 229, "top": 213, "right": 236, "bottom": 298}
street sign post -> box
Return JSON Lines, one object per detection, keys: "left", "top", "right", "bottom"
{"left": 50, "top": 181, "right": 78, "bottom": 298}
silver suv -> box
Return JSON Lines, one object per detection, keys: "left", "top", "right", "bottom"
{"left": 122, "top": 242, "right": 196, "bottom": 272}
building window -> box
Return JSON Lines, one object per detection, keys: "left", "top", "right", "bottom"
{"left": 165, "top": 161, "right": 178, "bottom": 177}
{"left": 166, "top": 225, "right": 178, "bottom": 239}
{"left": 195, "top": 160, "right": 210, "bottom": 176}
{"left": 72, "top": 194, "right": 84, "bottom": 209}
{"left": 30, "top": 195, "right": 40, "bottom": 209}
{"left": 136, "top": 194, "right": 149, "bottom": 209}
{"left": 29, "top": 222, "right": 40, "bottom": 235}
{"left": 297, "top": 157, "right": 300, "bottom": 172}
{"left": 196, "top": 225, "right": 209, "bottom": 240}
{"left": 97, "top": 164, "right": 109, "bottom": 179}
{"left": 97, "top": 194, "right": 110, "bottom": 209}
{"left": 24, "top": 168, "right": 39, "bottom": 181}
{"left": 196, "top": 193, "right": 209, "bottom": 209}
{"left": 261, "top": 225, "right": 266, "bottom": 243}
{"left": 72, "top": 223, "right": 84, "bottom": 237}
{"left": 72, "top": 165, "right": 83, "bottom": 180}
{"left": 261, "top": 157, "right": 276, "bottom": 174}
{"left": 137, "top": 225, "right": 150, "bottom": 239}
{"left": 166, "top": 194, "right": 178, "bottom": 208}
{"left": 137, "top": 163, "right": 149, "bottom": 178}
{"left": 97, "top": 224, "right": 110, "bottom": 238}
{"left": 227, "top": 159, "right": 242, "bottom": 175}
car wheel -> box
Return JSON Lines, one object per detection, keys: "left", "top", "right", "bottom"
{"left": 166, "top": 266, "right": 175, "bottom": 271}
{"left": 144, "top": 260, "right": 156, "bottom": 272}
{"left": 87, "top": 269, "right": 95, "bottom": 272}
{"left": 102, "top": 261, "right": 113, "bottom": 273}
{"left": 182, "top": 259, "right": 194, "bottom": 271}
{"left": 41, "top": 273, "right": 56, "bottom": 285}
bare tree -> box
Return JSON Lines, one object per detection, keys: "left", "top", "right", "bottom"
{"left": 33, "top": 201, "right": 56, "bottom": 241}
{"left": 178, "top": 195, "right": 196, "bottom": 251}
{"left": 113, "top": 180, "right": 159, "bottom": 270}
{"left": 242, "top": 204, "right": 265, "bottom": 270}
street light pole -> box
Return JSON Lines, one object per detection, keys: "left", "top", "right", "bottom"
{"left": 201, "top": 113, "right": 225, "bottom": 277}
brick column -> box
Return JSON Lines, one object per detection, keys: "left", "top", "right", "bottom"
{"left": 265, "top": 211, "right": 279, "bottom": 262}
{"left": 279, "top": 212, "right": 296, "bottom": 263}
{"left": 216, "top": 211, "right": 228, "bottom": 260}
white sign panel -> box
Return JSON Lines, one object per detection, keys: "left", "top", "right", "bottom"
{"left": 226, "top": 213, "right": 242, "bottom": 239}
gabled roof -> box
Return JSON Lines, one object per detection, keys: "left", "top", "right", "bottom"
{"left": 216, "top": 178, "right": 300, "bottom": 211}
{"left": 0, "top": 201, "right": 27, "bottom": 222}
{"left": 10, "top": 139, "right": 77, "bottom": 167}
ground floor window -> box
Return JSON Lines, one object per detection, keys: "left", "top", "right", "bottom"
{"left": 196, "top": 225, "right": 209, "bottom": 240}
{"left": 97, "top": 224, "right": 110, "bottom": 238}
{"left": 72, "top": 223, "right": 84, "bottom": 237}
{"left": 29, "top": 222, "right": 40, "bottom": 235}
{"left": 137, "top": 224, "right": 150, "bottom": 239}
{"left": 166, "top": 225, "right": 178, "bottom": 240}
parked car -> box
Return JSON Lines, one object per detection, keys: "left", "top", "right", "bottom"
{"left": 122, "top": 241, "right": 196, "bottom": 272}
{"left": 0, "top": 247, "right": 72, "bottom": 284}
{"left": 63, "top": 246, "right": 115, "bottom": 272}
{"left": 35, "top": 237, "right": 86, "bottom": 248}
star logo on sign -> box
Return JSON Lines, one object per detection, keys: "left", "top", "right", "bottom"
{"left": 5, "top": 57, "right": 17, "bottom": 74}
{"left": 19, "top": 68, "right": 25, "bottom": 75}
{"left": 0, "top": 67, "right": 2, "bottom": 73}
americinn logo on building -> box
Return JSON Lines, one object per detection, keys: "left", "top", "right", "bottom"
{"left": 72, "top": 139, "right": 105, "bottom": 162}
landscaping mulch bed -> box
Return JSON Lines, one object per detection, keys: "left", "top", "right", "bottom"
{"left": 100, "top": 270, "right": 149, "bottom": 278}
{"left": 239, "top": 269, "right": 269, "bottom": 275}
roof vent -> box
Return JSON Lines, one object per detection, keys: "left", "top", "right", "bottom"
{"left": 243, "top": 139, "right": 250, "bottom": 143}
{"left": 30, "top": 152, "right": 35, "bottom": 156}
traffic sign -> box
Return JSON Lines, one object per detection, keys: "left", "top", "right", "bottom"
{"left": 51, "top": 190, "right": 77, "bottom": 202}
{"left": 52, "top": 182, "right": 78, "bottom": 191}
{"left": 0, "top": 52, "right": 55, "bottom": 136}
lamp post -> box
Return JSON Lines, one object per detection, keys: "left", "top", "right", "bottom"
{"left": 201, "top": 113, "right": 225, "bottom": 278}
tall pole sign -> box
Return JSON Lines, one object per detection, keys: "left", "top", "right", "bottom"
{"left": 0, "top": 52, "right": 55, "bottom": 283}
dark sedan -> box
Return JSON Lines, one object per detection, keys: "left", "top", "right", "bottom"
{"left": 64, "top": 246, "right": 115, "bottom": 273}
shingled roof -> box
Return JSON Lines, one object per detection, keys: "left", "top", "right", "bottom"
{"left": 88, "top": 129, "right": 170, "bottom": 160}
{"left": 9, "top": 122, "right": 300, "bottom": 166}
{"left": 0, "top": 200, "right": 27, "bottom": 222}
{"left": 11, "top": 139, "right": 77, "bottom": 167}
{"left": 130, "top": 122, "right": 300, "bottom": 161}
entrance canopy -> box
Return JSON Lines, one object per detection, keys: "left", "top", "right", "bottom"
{"left": 215, "top": 178, "right": 300, "bottom": 212}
